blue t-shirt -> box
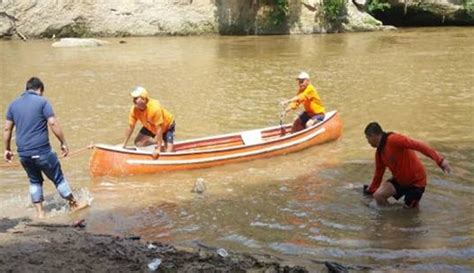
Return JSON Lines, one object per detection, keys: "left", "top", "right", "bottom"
{"left": 6, "top": 90, "right": 55, "bottom": 157}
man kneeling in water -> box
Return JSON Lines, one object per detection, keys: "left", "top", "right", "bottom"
{"left": 363, "top": 122, "right": 451, "bottom": 208}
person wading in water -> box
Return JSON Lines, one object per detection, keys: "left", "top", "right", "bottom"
{"left": 363, "top": 122, "right": 451, "bottom": 208}
{"left": 3, "top": 77, "right": 87, "bottom": 218}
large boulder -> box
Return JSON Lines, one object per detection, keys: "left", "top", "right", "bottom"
{"left": 0, "top": 11, "right": 16, "bottom": 38}
{"left": 343, "top": 1, "right": 397, "bottom": 31}
{"left": 51, "top": 38, "right": 108, "bottom": 47}
{"left": 0, "top": 0, "right": 216, "bottom": 38}
{"left": 0, "top": 16, "right": 13, "bottom": 37}
{"left": 289, "top": 0, "right": 394, "bottom": 33}
{"left": 369, "top": 0, "right": 474, "bottom": 26}
{"left": 1, "top": 0, "right": 396, "bottom": 37}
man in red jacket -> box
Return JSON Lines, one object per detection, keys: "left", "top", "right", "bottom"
{"left": 363, "top": 122, "right": 451, "bottom": 208}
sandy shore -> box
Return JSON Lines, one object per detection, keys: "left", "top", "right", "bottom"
{"left": 0, "top": 217, "right": 315, "bottom": 272}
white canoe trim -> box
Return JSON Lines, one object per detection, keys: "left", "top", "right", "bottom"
{"left": 94, "top": 111, "right": 337, "bottom": 156}
{"left": 127, "top": 127, "right": 326, "bottom": 166}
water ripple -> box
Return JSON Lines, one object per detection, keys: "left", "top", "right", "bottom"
{"left": 250, "top": 221, "right": 294, "bottom": 231}
{"left": 222, "top": 234, "right": 262, "bottom": 249}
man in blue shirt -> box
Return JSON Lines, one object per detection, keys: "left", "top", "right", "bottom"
{"left": 3, "top": 77, "right": 86, "bottom": 218}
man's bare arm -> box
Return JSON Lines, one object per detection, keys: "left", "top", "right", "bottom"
{"left": 47, "top": 116, "right": 69, "bottom": 157}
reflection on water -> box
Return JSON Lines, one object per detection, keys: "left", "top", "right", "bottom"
{"left": 1, "top": 27, "right": 473, "bottom": 271}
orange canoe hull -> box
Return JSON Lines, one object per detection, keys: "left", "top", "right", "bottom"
{"left": 90, "top": 111, "right": 343, "bottom": 177}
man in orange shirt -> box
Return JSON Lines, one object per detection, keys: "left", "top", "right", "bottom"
{"left": 122, "top": 87, "right": 175, "bottom": 159}
{"left": 281, "top": 72, "right": 325, "bottom": 133}
{"left": 363, "top": 122, "right": 451, "bottom": 208}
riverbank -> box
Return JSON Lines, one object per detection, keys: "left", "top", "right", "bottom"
{"left": 1, "top": 0, "right": 472, "bottom": 40}
{"left": 0, "top": 0, "right": 392, "bottom": 39}
{"left": 0, "top": 217, "right": 314, "bottom": 272}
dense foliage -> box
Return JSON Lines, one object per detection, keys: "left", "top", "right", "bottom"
{"left": 267, "top": 0, "right": 289, "bottom": 26}
{"left": 323, "top": 0, "right": 347, "bottom": 25}
{"left": 464, "top": 0, "right": 474, "bottom": 18}
{"left": 367, "top": 0, "right": 391, "bottom": 13}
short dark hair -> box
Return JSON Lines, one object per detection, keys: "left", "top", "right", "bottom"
{"left": 26, "top": 77, "right": 44, "bottom": 92}
{"left": 364, "top": 122, "right": 384, "bottom": 136}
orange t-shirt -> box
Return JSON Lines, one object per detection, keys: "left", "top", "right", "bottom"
{"left": 368, "top": 133, "right": 444, "bottom": 193}
{"left": 289, "top": 84, "right": 325, "bottom": 115}
{"left": 128, "top": 98, "right": 174, "bottom": 135}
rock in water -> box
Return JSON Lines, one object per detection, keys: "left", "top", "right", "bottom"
{"left": 192, "top": 178, "right": 206, "bottom": 194}
{"left": 325, "top": 261, "right": 349, "bottom": 273}
{"left": 52, "top": 38, "right": 108, "bottom": 48}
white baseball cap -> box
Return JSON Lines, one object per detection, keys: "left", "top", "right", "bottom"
{"left": 130, "top": 86, "right": 149, "bottom": 98}
{"left": 296, "top": 72, "right": 310, "bottom": 80}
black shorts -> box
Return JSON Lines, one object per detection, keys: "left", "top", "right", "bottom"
{"left": 389, "top": 178, "right": 425, "bottom": 208}
{"left": 298, "top": 112, "right": 325, "bottom": 126}
{"left": 139, "top": 121, "right": 176, "bottom": 144}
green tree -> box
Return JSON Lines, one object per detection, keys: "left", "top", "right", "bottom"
{"left": 268, "top": 0, "right": 289, "bottom": 26}
{"left": 323, "top": 0, "right": 347, "bottom": 26}
{"left": 464, "top": 0, "right": 474, "bottom": 18}
{"left": 367, "top": 0, "right": 391, "bottom": 13}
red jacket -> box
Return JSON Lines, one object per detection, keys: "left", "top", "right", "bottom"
{"left": 368, "top": 133, "right": 444, "bottom": 193}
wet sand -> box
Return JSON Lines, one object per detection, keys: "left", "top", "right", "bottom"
{"left": 0, "top": 217, "right": 312, "bottom": 272}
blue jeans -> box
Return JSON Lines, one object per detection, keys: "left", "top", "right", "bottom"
{"left": 19, "top": 150, "right": 72, "bottom": 203}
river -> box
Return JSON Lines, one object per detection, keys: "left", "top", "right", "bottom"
{"left": 1, "top": 27, "right": 473, "bottom": 272}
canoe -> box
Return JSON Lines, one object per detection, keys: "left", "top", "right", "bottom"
{"left": 90, "top": 110, "right": 343, "bottom": 177}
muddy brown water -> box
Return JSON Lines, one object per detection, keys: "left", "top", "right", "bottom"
{"left": 1, "top": 27, "right": 473, "bottom": 271}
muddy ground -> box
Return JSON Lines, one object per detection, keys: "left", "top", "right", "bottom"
{"left": 0, "top": 217, "right": 336, "bottom": 273}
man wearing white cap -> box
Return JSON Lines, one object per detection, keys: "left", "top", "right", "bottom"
{"left": 281, "top": 72, "right": 325, "bottom": 133}
{"left": 123, "top": 87, "right": 175, "bottom": 158}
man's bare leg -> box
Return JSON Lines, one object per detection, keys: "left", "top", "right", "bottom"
{"left": 291, "top": 118, "right": 305, "bottom": 133}
{"left": 34, "top": 202, "right": 46, "bottom": 219}
{"left": 165, "top": 143, "right": 174, "bottom": 152}
{"left": 373, "top": 181, "right": 397, "bottom": 207}
{"left": 134, "top": 134, "right": 155, "bottom": 147}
